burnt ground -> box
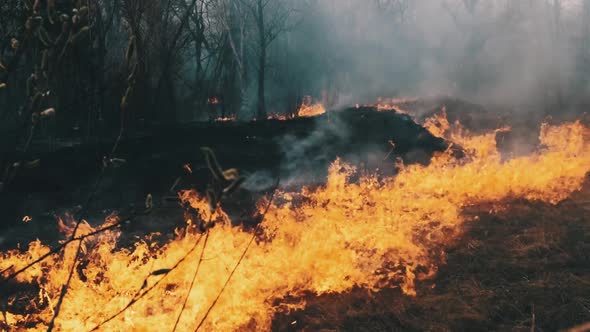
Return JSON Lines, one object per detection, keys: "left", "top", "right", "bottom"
{"left": 0, "top": 107, "right": 447, "bottom": 247}
{"left": 2, "top": 100, "right": 590, "bottom": 331}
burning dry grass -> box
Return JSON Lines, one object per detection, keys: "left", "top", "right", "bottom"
{"left": 266, "top": 102, "right": 325, "bottom": 120}
{"left": 214, "top": 101, "right": 326, "bottom": 122}
{"left": 1, "top": 112, "right": 590, "bottom": 331}
{"left": 273, "top": 192, "right": 590, "bottom": 331}
{"left": 373, "top": 97, "right": 418, "bottom": 114}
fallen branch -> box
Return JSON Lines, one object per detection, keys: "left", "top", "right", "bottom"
{"left": 0, "top": 216, "right": 130, "bottom": 284}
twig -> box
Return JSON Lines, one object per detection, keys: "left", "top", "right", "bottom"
{"left": 46, "top": 130, "right": 124, "bottom": 331}
{"left": 0, "top": 217, "right": 129, "bottom": 284}
{"left": 0, "top": 265, "right": 12, "bottom": 277}
{"left": 89, "top": 233, "right": 205, "bottom": 331}
{"left": 1, "top": 299, "right": 7, "bottom": 328}
{"left": 172, "top": 229, "right": 210, "bottom": 331}
{"left": 193, "top": 177, "right": 280, "bottom": 331}
{"left": 173, "top": 145, "right": 247, "bottom": 331}
{"left": 46, "top": 238, "right": 83, "bottom": 331}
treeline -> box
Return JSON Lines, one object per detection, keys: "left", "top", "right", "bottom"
{"left": 2, "top": 0, "right": 590, "bottom": 138}
{"left": 0, "top": 0, "right": 309, "bottom": 139}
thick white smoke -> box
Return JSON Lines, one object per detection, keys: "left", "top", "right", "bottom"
{"left": 269, "top": 0, "right": 589, "bottom": 110}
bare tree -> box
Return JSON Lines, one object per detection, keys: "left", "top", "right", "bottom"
{"left": 216, "top": 0, "right": 249, "bottom": 117}
{"left": 238, "top": 0, "right": 294, "bottom": 119}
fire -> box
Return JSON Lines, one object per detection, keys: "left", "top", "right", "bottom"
{"left": 266, "top": 98, "right": 326, "bottom": 120}
{"left": 376, "top": 103, "right": 407, "bottom": 113}
{"left": 208, "top": 97, "right": 220, "bottom": 105}
{"left": 423, "top": 106, "right": 451, "bottom": 138}
{"left": 374, "top": 97, "right": 417, "bottom": 114}
{"left": 214, "top": 116, "right": 236, "bottom": 122}
{"left": 297, "top": 103, "right": 326, "bottom": 118}
{"left": 2, "top": 113, "right": 590, "bottom": 331}
{"left": 267, "top": 113, "right": 290, "bottom": 120}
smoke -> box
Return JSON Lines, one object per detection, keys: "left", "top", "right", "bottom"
{"left": 281, "top": 112, "right": 358, "bottom": 181}
{"left": 270, "top": 0, "right": 587, "bottom": 110}
{"left": 242, "top": 170, "right": 277, "bottom": 192}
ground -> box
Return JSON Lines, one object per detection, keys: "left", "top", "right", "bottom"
{"left": 2, "top": 99, "right": 590, "bottom": 331}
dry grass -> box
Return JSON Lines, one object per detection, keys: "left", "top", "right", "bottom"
{"left": 272, "top": 178, "right": 590, "bottom": 331}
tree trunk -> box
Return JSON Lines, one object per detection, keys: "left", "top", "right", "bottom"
{"left": 257, "top": 49, "right": 266, "bottom": 119}
{"left": 256, "top": 0, "right": 266, "bottom": 120}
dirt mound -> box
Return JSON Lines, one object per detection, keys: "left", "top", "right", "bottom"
{"left": 0, "top": 107, "right": 450, "bottom": 243}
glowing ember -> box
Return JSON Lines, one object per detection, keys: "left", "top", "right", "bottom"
{"left": 267, "top": 113, "right": 290, "bottom": 120}
{"left": 214, "top": 116, "right": 236, "bottom": 122}
{"left": 183, "top": 164, "right": 193, "bottom": 174}
{"left": 2, "top": 114, "right": 590, "bottom": 331}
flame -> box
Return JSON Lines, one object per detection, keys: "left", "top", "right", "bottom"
{"left": 267, "top": 113, "right": 290, "bottom": 120}
{"left": 373, "top": 97, "right": 417, "bottom": 114}
{"left": 376, "top": 103, "right": 408, "bottom": 113}
{"left": 22, "top": 216, "right": 32, "bottom": 223}
{"left": 214, "top": 116, "right": 236, "bottom": 122}
{"left": 297, "top": 103, "right": 326, "bottom": 118}
{"left": 266, "top": 98, "right": 326, "bottom": 120}
{"left": 2, "top": 114, "right": 590, "bottom": 331}
{"left": 423, "top": 106, "right": 451, "bottom": 138}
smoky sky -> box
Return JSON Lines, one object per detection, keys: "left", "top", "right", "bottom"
{"left": 267, "top": 0, "right": 588, "bottom": 109}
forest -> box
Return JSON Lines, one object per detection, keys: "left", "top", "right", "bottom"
{"left": 2, "top": 1, "right": 589, "bottom": 128}
{"left": 2, "top": 1, "right": 590, "bottom": 331}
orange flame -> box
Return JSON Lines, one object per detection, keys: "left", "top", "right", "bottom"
{"left": 2, "top": 115, "right": 590, "bottom": 331}
{"left": 423, "top": 106, "right": 451, "bottom": 138}
{"left": 374, "top": 97, "right": 417, "bottom": 114}
{"left": 297, "top": 103, "right": 326, "bottom": 118}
